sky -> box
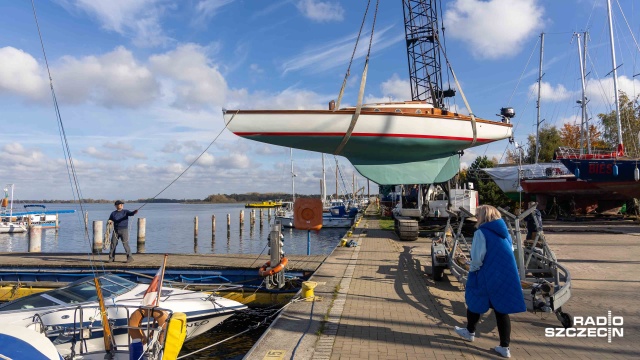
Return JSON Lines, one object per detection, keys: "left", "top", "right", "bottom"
{"left": 1, "top": 0, "right": 639, "bottom": 201}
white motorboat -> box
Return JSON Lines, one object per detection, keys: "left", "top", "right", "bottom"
{"left": 0, "top": 273, "right": 247, "bottom": 357}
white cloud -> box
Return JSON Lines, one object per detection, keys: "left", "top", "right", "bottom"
{"left": 217, "top": 153, "right": 251, "bottom": 169}
{"left": 104, "top": 141, "right": 134, "bottom": 151}
{"left": 529, "top": 81, "right": 572, "bottom": 102}
{"left": 227, "top": 87, "right": 327, "bottom": 110}
{"left": 185, "top": 152, "right": 215, "bottom": 167}
{"left": 444, "top": 0, "right": 544, "bottom": 59}
{"left": 194, "top": 0, "right": 235, "bottom": 26}
{"left": 296, "top": 0, "right": 344, "bottom": 22}
{"left": 0, "top": 47, "right": 48, "bottom": 101}
{"left": 281, "top": 25, "right": 403, "bottom": 74}
{"left": 83, "top": 146, "right": 113, "bottom": 160}
{"left": 61, "top": 0, "right": 171, "bottom": 47}
{"left": 55, "top": 46, "right": 159, "bottom": 108}
{"left": 150, "top": 43, "right": 228, "bottom": 109}
{"left": 585, "top": 75, "right": 640, "bottom": 107}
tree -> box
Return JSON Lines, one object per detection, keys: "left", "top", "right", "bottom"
{"left": 466, "top": 156, "right": 512, "bottom": 208}
{"left": 559, "top": 123, "right": 607, "bottom": 150}
{"left": 598, "top": 92, "right": 640, "bottom": 157}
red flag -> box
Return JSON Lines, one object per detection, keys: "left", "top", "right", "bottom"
{"left": 141, "top": 254, "right": 168, "bottom": 307}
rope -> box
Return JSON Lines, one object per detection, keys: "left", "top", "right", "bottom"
{"left": 335, "top": 0, "right": 372, "bottom": 110}
{"left": 30, "top": 0, "right": 104, "bottom": 275}
{"left": 136, "top": 110, "right": 239, "bottom": 211}
{"left": 333, "top": 0, "right": 379, "bottom": 156}
{"left": 433, "top": 35, "right": 477, "bottom": 145}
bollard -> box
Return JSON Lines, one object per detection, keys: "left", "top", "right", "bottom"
{"left": 93, "top": 220, "right": 103, "bottom": 253}
{"left": 212, "top": 215, "right": 216, "bottom": 238}
{"left": 28, "top": 227, "right": 42, "bottom": 252}
{"left": 194, "top": 216, "right": 199, "bottom": 238}
{"left": 137, "top": 218, "right": 146, "bottom": 243}
{"left": 302, "top": 281, "right": 317, "bottom": 301}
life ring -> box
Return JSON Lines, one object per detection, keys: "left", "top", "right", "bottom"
{"left": 258, "top": 257, "right": 288, "bottom": 277}
{"left": 128, "top": 308, "right": 169, "bottom": 343}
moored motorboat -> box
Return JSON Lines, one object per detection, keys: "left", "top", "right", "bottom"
{"left": 0, "top": 273, "right": 247, "bottom": 356}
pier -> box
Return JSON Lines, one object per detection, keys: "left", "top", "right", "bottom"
{"left": 246, "top": 207, "right": 639, "bottom": 359}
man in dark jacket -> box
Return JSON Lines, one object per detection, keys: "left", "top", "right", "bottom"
{"left": 108, "top": 200, "right": 138, "bottom": 263}
{"left": 524, "top": 201, "right": 542, "bottom": 240}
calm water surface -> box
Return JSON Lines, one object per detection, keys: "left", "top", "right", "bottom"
{"left": 0, "top": 202, "right": 346, "bottom": 255}
{"left": 0, "top": 202, "right": 345, "bottom": 358}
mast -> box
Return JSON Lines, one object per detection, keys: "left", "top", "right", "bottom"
{"left": 290, "top": 148, "right": 296, "bottom": 203}
{"left": 606, "top": 0, "right": 624, "bottom": 155}
{"left": 576, "top": 32, "right": 590, "bottom": 154}
{"left": 535, "top": 32, "right": 544, "bottom": 163}
{"left": 322, "top": 153, "right": 327, "bottom": 205}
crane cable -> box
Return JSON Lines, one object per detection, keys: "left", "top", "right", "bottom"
{"left": 334, "top": 0, "right": 372, "bottom": 110}
{"left": 433, "top": 35, "right": 478, "bottom": 146}
{"left": 334, "top": 0, "right": 380, "bottom": 156}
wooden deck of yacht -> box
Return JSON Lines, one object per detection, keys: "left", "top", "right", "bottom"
{"left": 0, "top": 252, "right": 326, "bottom": 272}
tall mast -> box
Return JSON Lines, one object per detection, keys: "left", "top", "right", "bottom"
{"left": 576, "top": 32, "right": 590, "bottom": 154}
{"left": 290, "top": 148, "right": 295, "bottom": 203}
{"left": 535, "top": 32, "right": 544, "bottom": 163}
{"left": 322, "top": 153, "right": 326, "bottom": 205}
{"left": 606, "top": 0, "right": 624, "bottom": 155}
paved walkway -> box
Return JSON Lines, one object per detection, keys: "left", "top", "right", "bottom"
{"left": 247, "top": 209, "right": 639, "bottom": 359}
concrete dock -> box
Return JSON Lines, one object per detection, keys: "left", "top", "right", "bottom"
{"left": 247, "top": 209, "right": 639, "bottom": 359}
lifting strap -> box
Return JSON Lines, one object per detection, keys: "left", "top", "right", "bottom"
{"left": 334, "top": 0, "right": 379, "bottom": 155}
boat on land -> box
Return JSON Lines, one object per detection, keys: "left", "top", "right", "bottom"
{"left": 245, "top": 200, "right": 283, "bottom": 208}
{"left": 555, "top": 1, "right": 640, "bottom": 199}
{"left": 0, "top": 273, "right": 247, "bottom": 356}
{"left": 224, "top": 102, "right": 513, "bottom": 185}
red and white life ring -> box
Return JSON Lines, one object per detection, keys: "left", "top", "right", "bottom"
{"left": 258, "top": 257, "right": 288, "bottom": 277}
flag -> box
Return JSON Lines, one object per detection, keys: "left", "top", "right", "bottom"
{"left": 141, "top": 254, "right": 168, "bottom": 307}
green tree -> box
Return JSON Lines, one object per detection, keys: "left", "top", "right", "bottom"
{"left": 466, "top": 156, "right": 512, "bottom": 208}
{"left": 598, "top": 92, "right": 640, "bottom": 157}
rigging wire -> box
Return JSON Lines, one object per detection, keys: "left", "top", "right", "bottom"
{"left": 334, "top": 0, "right": 372, "bottom": 110}
{"left": 30, "top": 0, "right": 102, "bottom": 273}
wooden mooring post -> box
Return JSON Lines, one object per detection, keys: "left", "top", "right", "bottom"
{"left": 137, "top": 218, "right": 146, "bottom": 243}
{"left": 211, "top": 215, "right": 216, "bottom": 239}
{"left": 55, "top": 214, "right": 59, "bottom": 233}
{"left": 92, "top": 220, "right": 103, "bottom": 253}
{"left": 227, "top": 214, "right": 231, "bottom": 232}
{"left": 194, "top": 216, "right": 199, "bottom": 239}
{"left": 240, "top": 210, "right": 244, "bottom": 227}
{"left": 28, "top": 225, "right": 42, "bottom": 253}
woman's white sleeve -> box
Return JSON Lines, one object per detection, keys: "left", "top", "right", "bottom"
{"left": 469, "top": 230, "right": 486, "bottom": 272}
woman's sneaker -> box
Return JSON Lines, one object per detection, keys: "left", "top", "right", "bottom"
{"left": 454, "top": 326, "right": 475, "bottom": 342}
{"left": 494, "top": 346, "right": 511, "bottom": 358}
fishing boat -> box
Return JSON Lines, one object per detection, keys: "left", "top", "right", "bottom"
{"left": 224, "top": 102, "right": 512, "bottom": 185}
{"left": 0, "top": 273, "right": 247, "bottom": 356}
{"left": 245, "top": 200, "right": 283, "bottom": 208}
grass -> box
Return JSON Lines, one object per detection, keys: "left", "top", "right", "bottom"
{"left": 379, "top": 217, "right": 395, "bottom": 231}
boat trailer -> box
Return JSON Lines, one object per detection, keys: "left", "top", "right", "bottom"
{"left": 431, "top": 206, "right": 573, "bottom": 328}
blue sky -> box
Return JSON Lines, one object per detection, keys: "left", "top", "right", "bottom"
{"left": 1, "top": 0, "right": 639, "bottom": 200}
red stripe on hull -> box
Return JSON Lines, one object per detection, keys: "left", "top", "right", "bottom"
{"left": 233, "top": 132, "right": 493, "bottom": 142}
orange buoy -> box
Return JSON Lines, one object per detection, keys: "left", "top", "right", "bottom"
{"left": 258, "top": 257, "right": 288, "bottom": 277}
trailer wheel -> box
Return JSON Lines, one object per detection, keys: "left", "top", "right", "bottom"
{"left": 432, "top": 264, "right": 445, "bottom": 281}
{"left": 555, "top": 308, "right": 573, "bottom": 328}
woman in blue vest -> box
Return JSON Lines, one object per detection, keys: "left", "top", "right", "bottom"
{"left": 454, "top": 205, "right": 526, "bottom": 358}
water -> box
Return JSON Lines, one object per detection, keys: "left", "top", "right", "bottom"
{"left": 1, "top": 202, "right": 344, "bottom": 358}
{"left": 0, "top": 202, "right": 346, "bottom": 255}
